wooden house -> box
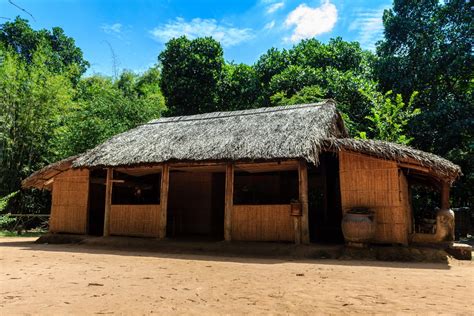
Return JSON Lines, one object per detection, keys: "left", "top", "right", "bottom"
{"left": 22, "top": 101, "right": 461, "bottom": 245}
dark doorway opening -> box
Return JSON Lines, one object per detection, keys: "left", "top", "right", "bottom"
{"left": 167, "top": 171, "right": 225, "bottom": 240}
{"left": 234, "top": 170, "right": 298, "bottom": 205}
{"left": 111, "top": 171, "right": 161, "bottom": 205}
{"left": 405, "top": 172, "right": 441, "bottom": 234}
{"left": 308, "top": 152, "right": 344, "bottom": 243}
{"left": 88, "top": 169, "right": 106, "bottom": 236}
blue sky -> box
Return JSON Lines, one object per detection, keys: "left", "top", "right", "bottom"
{"left": 1, "top": 0, "right": 392, "bottom": 76}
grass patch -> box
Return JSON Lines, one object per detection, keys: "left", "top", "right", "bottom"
{"left": 0, "top": 230, "right": 46, "bottom": 237}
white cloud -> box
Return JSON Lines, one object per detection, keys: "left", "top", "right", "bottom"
{"left": 264, "top": 20, "right": 276, "bottom": 30}
{"left": 266, "top": 2, "right": 284, "bottom": 14}
{"left": 284, "top": 1, "right": 338, "bottom": 42}
{"left": 101, "top": 23, "right": 122, "bottom": 35}
{"left": 349, "top": 8, "right": 386, "bottom": 50}
{"left": 150, "top": 18, "right": 254, "bottom": 47}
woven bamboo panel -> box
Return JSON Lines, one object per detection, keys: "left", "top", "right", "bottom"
{"left": 231, "top": 205, "right": 293, "bottom": 241}
{"left": 339, "top": 151, "right": 409, "bottom": 244}
{"left": 109, "top": 204, "right": 161, "bottom": 237}
{"left": 50, "top": 169, "right": 89, "bottom": 234}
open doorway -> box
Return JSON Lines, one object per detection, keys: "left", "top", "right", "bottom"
{"left": 88, "top": 169, "right": 106, "bottom": 236}
{"left": 404, "top": 171, "right": 441, "bottom": 234}
{"left": 167, "top": 170, "right": 225, "bottom": 240}
{"left": 308, "top": 152, "right": 343, "bottom": 243}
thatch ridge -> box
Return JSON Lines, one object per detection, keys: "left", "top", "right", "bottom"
{"left": 324, "top": 138, "right": 461, "bottom": 180}
{"left": 73, "top": 100, "right": 347, "bottom": 168}
{"left": 148, "top": 102, "right": 337, "bottom": 124}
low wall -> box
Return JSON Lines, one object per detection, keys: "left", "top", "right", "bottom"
{"left": 231, "top": 205, "right": 294, "bottom": 242}
{"left": 110, "top": 204, "right": 161, "bottom": 237}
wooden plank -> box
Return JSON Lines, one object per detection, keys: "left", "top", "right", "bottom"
{"left": 398, "top": 162, "right": 430, "bottom": 174}
{"left": 158, "top": 164, "right": 169, "bottom": 239}
{"left": 224, "top": 163, "right": 234, "bottom": 241}
{"left": 103, "top": 168, "right": 113, "bottom": 236}
{"left": 298, "top": 160, "right": 310, "bottom": 244}
{"left": 170, "top": 165, "right": 226, "bottom": 173}
{"left": 235, "top": 160, "right": 299, "bottom": 173}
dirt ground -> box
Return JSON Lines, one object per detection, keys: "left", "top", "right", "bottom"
{"left": 0, "top": 237, "right": 473, "bottom": 315}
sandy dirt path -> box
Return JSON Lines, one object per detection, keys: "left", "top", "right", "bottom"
{"left": 0, "top": 237, "right": 473, "bottom": 315}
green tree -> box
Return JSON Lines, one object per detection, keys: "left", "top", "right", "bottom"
{"left": 358, "top": 89, "right": 420, "bottom": 145}
{"left": 254, "top": 48, "right": 290, "bottom": 86}
{"left": 268, "top": 65, "right": 320, "bottom": 98}
{"left": 376, "top": 0, "right": 473, "bottom": 205}
{"left": 289, "top": 37, "right": 373, "bottom": 74}
{"left": 218, "top": 63, "right": 261, "bottom": 110}
{"left": 0, "top": 17, "right": 89, "bottom": 82}
{"left": 0, "top": 46, "right": 74, "bottom": 196}
{"left": 159, "top": 36, "right": 224, "bottom": 116}
{"left": 267, "top": 65, "right": 378, "bottom": 136}
{"left": 270, "top": 85, "right": 326, "bottom": 106}
{"left": 54, "top": 72, "right": 165, "bottom": 157}
{"left": 254, "top": 37, "right": 377, "bottom": 115}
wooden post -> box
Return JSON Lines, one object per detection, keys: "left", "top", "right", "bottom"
{"left": 224, "top": 163, "right": 234, "bottom": 241}
{"left": 441, "top": 181, "right": 450, "bottom": 210}
{"left": 103, "top": 168, "right": 113, "bottom": 237}
{"left": 159, "top": 163, "right": 169, "bottom": 239}
{"left": 299, "top": 160, "right": 310, "bottom": 244}
{"left": 293, "top": 217, "right": 301, "bottom": 244}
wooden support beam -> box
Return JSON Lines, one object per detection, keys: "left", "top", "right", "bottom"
{"left": 43, "top": 178, "right": 54, "bottom": 186}
{"left": 158, "top": 164, "right": 169, "bottom": 239}
{"left": 224, "top": 163, "right": 234, "bottom": 241}
{"left": 298, "top": 160, "right": 310, "bottom": 244}
{"left": 441, "top": 181, "right": 450, "bottom": 210}
{"left": 103, "top": 168, "right": 113, "bottom": 237}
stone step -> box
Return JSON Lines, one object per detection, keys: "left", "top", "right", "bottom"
{"left": 446, "top": 243, "right": 472, "bottom": 260}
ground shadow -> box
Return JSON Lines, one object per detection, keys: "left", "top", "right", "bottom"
{"left": 0, "top": 235, "right": 454, "bottom": 269}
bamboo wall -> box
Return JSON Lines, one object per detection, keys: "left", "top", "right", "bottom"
{"left": 109, "top": 204, "right": 161, "bottom": 237}
{"left": 50, "top": 169, "right": 89, "bottom": 234}
{"left": 231, "top": 205, "right": 294, "bottom": 242}
{"left": 339, "top": 151, "right": 410, "bottom": 244}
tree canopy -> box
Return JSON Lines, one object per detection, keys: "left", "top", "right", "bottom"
{"left": 159, "top": 36, "right": 224, "bottom": 116}
{"left": 375, "top": 0, "right": 473, "bottom": 205}
{"left": 0, "top": 17, "right": 89, "bottom": 82}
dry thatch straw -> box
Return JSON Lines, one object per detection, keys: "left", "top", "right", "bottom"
{"left": 21, "top": 155, "right": 77, "bottom": 189}
{"left": 324, "top": 138, "right": 461, "bottom": 180}
{"left": 23, "top": 100, "right": 461, "bottom": 188}
{"left": 73, "top": 100, "right": 347, "bottom": 168}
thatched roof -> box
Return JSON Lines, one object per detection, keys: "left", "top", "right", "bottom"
{"left": 324, "top": 138, "right": 461, "bottom": 181}
{"left": 22, "top": 100, "right": 461, "bottom": 189}
{"left": 21, "top": 155, "right": 77, "bottom": 190}
{"left": 73, "top": 100, "right": 347, "bottom": 168}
